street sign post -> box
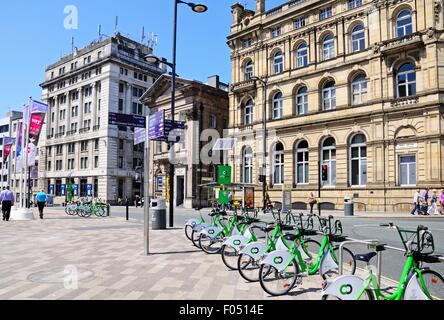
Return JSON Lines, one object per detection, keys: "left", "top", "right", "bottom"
{"left": 109, "top": 112, "right": 146, "bottom": 128}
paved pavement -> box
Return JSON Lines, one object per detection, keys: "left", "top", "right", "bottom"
{"left": 0, "top": 208, "right": 327, "bottom": 300}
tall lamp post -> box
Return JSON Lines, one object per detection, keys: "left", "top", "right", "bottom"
{"left": 145, "top": 0, "right": 207, "bottom": 228}
{"left": 251, "top": 76, "right": 268, "bottom": 211}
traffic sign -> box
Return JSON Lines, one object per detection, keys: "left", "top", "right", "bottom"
{"left": 109, "top": 112, "right": 146, "bottom": 128}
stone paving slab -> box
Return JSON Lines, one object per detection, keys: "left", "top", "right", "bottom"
{"left": 0, "top": 209, "right": 330, "bottom": 300}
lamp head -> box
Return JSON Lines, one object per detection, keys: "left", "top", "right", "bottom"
{"left": 144, "top": 54, "right": 160, "bottom": 64}
{"left": 189, "top": 3, "right": 207, "bottom": 13}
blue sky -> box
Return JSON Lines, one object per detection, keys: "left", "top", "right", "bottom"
{"left": 0, "top": 0, "right": 285, "bottom": 115}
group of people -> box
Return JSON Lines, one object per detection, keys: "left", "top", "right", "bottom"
{"left": 411, "top": 188, "right": 444, "bottom": 216}
{"left": 0, "top": 187, "right": 48, "bottom": 221}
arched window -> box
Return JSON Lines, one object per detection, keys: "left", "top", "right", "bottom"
{"left": 273, "top": 50, "right": 284, "bottom": 74}
{"left": 351, "top": 24, "right": 365, "bottom": 52}
{"left": 244, "top": 60, "right": 254, "bottom": 81}
{"left": 351, "top": 73, "right": 367, "bottom": 105}
{"left": 322, "top": 81, "right": 336, "bottom": 110}
{"left": 349, "top": 134, "right": 367, "bottom": 186}
{"left": 272, "top": 92, "right": 283, "bottom": 119}
{"left": 296, "top": 42, "right": 308, "bottom": 67}
{"left": 296, "top": 86, "right": 308, "bottom": 115}
{"left": 243, "top": 147, "right": 253, "bottom": 184}
{"left": 321, "top": 137, "right": 336, "bottom": 186}
{"left": 295, "top": 140, "right": 309, "bottom": 184}
{"left": 322, "top": 34, "right": 335, "bottom": 60}
{"left": 396, "top": 9, "right": 413, "bottom": 37}
{"left": 244, "top": 99, "right": 254, "bottom": 125}
{"left": 272, "top": 143, "right": 285, "bottom": 185}
{"left": 397, "top": 63, "right": 416, "bottom": 97}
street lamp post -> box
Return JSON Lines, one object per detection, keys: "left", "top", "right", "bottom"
{"left": 145, "top": 0, "right": 207, "bottom": 228}
{"left": 251, "top": 76, "right": 268, "bottom": 211}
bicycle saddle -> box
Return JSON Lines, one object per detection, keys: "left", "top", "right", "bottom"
{"left": 284, "top": 234, "right": 298, "bottom": 242}
{"left": 301, "top": 230, "right": 318, "bottom": 237}
{"left": 355, "top": 252, "right": 377, "bottom": 263}
{"left": 281, "top": 225, "right": 295, "bottom": 231}
{"left": 260, "top": 224, "right": 276, "bottom": 233}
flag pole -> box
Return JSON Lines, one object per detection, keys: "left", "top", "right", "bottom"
{"left": 19, "top": 105, "right": 26, "bottom": 209}
{"left": 24, "top": 98, "right": 32, "bottom": 209}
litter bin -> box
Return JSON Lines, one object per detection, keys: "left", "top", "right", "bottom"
{"left": 151, "top": 199, "right": 167, "bottom": 230}
{"left": 344, "top": 197, "right": 354, "bottom": 216}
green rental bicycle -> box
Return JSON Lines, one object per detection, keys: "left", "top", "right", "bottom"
{"left": 258, "top": 215, "right": 356, "bottom": 296}
{"left": 220, "top": 216, "right": 263, "bottom": 270}
{"left": 322, "top": 223, "right": 444, "bottom": 300}
{"left": 237, "top": 212, "right": 320, "bottom": 283}
{"left": 198, "top": 209, "right": 253, "bottom": 254}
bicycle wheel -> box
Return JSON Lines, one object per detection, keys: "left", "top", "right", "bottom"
{"left": 302, "top": 239, "right": 322, "bottom": 262}
{"left": 419, "top": 270, "right": 444, "bottom": 300}
{"left": 259, "top": 260, "right": 300, "bottom": 296}
{"left": 185, "top": 225, "right": 194, "bottom": 241}
{"left": 82, "top": 207, "right": 93, "bottom": 218}
{"left": 191, "top": 230, "right": 201, "bottom": 248}
{"left": 322, "top": 289, "right": 374, "bottom": 300}
{"left": 221, "top": 245, "right": 239, "bottom": 270}
{"left": 199, "top": 233, "right": 223, "bottom": 254}
{"left": 322, "top": 247, "right": 356, "bottom": 280}
{"left": 238, "top": 253, "right": 261, "bottom": 282}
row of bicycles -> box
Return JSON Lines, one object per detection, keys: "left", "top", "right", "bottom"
{"left": 184, "top": 208, "right": 444, "bottom": 300}
{"left": 65, "top": 198, "right": 108, "bottom": 218}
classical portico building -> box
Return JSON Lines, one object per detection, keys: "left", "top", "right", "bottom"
{"left": 227, "top": 0, "right": 444, "bottom": 212}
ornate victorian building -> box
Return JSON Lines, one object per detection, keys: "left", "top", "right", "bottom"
{"left": 227, "top": 0, "right": 444, "bottom": 212}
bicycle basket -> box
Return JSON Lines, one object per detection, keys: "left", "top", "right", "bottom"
{"left": 399, "top": 228, "right": 435, "bottom": 254}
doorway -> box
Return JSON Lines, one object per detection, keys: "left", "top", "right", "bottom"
{"left": 176, "top": 176, "right": 184, "bottom": 206}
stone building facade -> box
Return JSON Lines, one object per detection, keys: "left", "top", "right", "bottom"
{"left": 40, "top": 34, "right": 165, "bottom": 204}
{"left": 227, "top": 0, "right": 444, "bottom": 212}
{"left": 141, "top": 75, "right": 229, "bottom": 209}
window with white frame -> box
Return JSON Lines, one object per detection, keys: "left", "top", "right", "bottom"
{"left": 351, "top": 74, "right": 367, "bottom": 105}
{"left": 273, "top": 50, "right": 284, "bottom": 74}
{"left": 322, "top": 34, "right": 335, "bottom": 60}
{"left": 399, "top": 155, "right": 416, "bottom": 186}
{"left": 243, "top": 147, "right": 253, "bottom": 184}
{"left": 351, "top": 24, "right": 365, "bottom": 52}
{"left": 321, "top": 137, "right": 336, "bottom": 186}
{"left": 319, "top": 7, "right": 332, "bottom": 20}
{"left": 322, "top": 81, "right": 336, "bottom": 110}
{"left": 348, "top": 0, "right": 362, "bottom": 10}
{"left": 245, "top": 60, "right": 254, "bottom": 80}
{"left": 294, "top": 17, "right": 305, "bottom": 29}
{"left": 396, "top": 10, "right": 413, "bottom": 37}
{"left": 271, "top": 26, "right": 281, "bottom": 38}
{"left": 272, "top": 143, "right": 285, "bottom": 185}
{"left": 296, "top": 42, "right": 308, "bottom": 67}
{"left": 244, "top": 99, "right": 254, "bottom": 125}
{"left": 350, "top": 134, "right": 367, "bottom": 186}
{"left": 397, "top": 63, "right": 416, "bottom": 97}
{"left": 296, "top": 140, "right": 309, "bottom": 184}
{"left": 272, "top": 92, "right": 283, "bottom": 119}
{"left": 242, "top": 38, "right": 252, "bottom": 48}
{"left": 296, "top": 86, "right": 308, "bottom": 115}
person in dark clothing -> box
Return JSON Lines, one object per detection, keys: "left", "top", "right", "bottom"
{"left": 0, "top": 186, "right": 15, "bottom": 222}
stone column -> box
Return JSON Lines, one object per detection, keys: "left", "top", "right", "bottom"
{"left": 66, "top": 91, "right": 72, "bottom": 133}
{"left": 79, "top": 87, "right": 84, "bottom": 130}
{"left": 54, "top": 96, "right": 60, "bottom": 135}
{"left": 126, "top": 83, "right": 132, "bottom": 114}
{"left": 92, "top": 82, "right": 98, "bottom": 128}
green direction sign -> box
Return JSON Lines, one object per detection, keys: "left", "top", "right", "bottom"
{"left": 219, "top": 189, "right": 230, "bottom": 205}
{"left": 217, "top": 165, "right": 232, "bottom": 186}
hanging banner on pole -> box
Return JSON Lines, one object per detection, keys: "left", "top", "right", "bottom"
{"left": 2, "top": 137, "right": 15, "bottom": 161}
{"left": 27, "top": 100, "right": 48, "bottom": 167}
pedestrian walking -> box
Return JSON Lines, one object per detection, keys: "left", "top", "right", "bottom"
{"left": 410, "top": 189, "right": 421, "bottom": 215}
{"left": 308, "top": 192, "right": 316, "bottom": 214}
{"left": 439, "top": 189, "right": 444, "bottom": 215}
{"left": 428, "top": 190, "right": 439, "bottom": 215}
{"left": 35, "top": 190, "right": 48, "bottom": 219}
{"left": 135, "top": 195, "right": 140, "bottom": 208}
{"left": 0, "top": 186, "right": 15, "bottom": 222}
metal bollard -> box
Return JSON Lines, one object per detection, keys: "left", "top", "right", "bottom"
{"left": 126, "top": 203, "right": 129, "bottom": 221}
{"left": 107, "top": 205, "right": 110, "bottom": 217}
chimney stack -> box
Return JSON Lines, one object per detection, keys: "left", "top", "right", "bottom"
{"left": 256, "top": 0, "right": 265, "bottom": 14}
